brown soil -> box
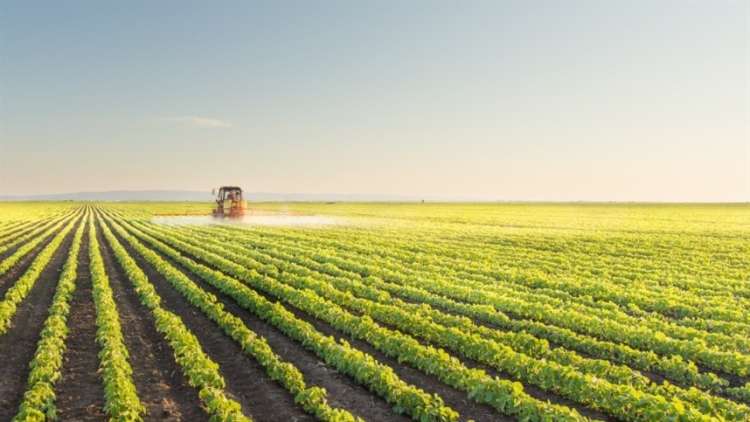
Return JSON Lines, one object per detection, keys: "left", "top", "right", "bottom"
{"left": 246, "top": 288, "right": 513, "bottom": 422}
{"left": 3, "top": 212, "right": 723, "bottom": 422}
{"left": 117, "top": 227, "right": 409, "bottom": 422}
{"left": 416, "top": 293, "right": 744, "bottom": 398}
{"left": 56, "top": 225, "right": 106, "bottom": 420}
{"left": 131, "top": 225, "right": 505, "bottom": 422}
{"left": 106, "top": 221, "right": 316, "bottom": 422}
{"left": 0, "top": 223, "right": 34, "bottom": 244}
{"left": 95, "top": 225, "right": 207, "bottom": 421}
{"left": 0, "top": 222, "right": 76, "bottom": 420}
{"left": 0, "top": 230, "right": 58, "bottom": 295}
{"left": 335, "top": 297, "right": 616, "bottom": 422}
{"left": 228, "top": 243, "right": 618, "bottom": 420}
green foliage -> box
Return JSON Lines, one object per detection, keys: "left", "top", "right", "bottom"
{"left": 95, "top": 213, "right": 250, "bottom": 422}
{"left": 88, "top": 214, "right": 147, "bottom": 421}
{"left": 101, "top": 217, "right": 362, "bottom": 422}
{"left": 161, "top": 223, "right": 747, "bottom": 421}
{"left": 115, "top": 216, "right": 583, "bottom": 421}
{"left": 0, "top": 211, "right": 81, "bottom": 334}
{"left": 12, "top": 210, "right": 87, "bottom": 421}
{"left": 106, "top": 216, "right": 462, "bottom": 422}
{"left": 3, "top": 202, "right": 747, "bottom": 421}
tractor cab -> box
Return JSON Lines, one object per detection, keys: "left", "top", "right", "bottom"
{"left": 212, "top": 186, "right": 247, "bottom": 217}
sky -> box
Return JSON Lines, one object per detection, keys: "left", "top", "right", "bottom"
{"left": 1, "top": 1, "right": 748, "bottom": 201}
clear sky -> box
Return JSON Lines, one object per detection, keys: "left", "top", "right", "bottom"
{"left": 1, "top": 1, "right": 748, "bottom": 201}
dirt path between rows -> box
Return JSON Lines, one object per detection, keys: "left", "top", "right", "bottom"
{"left": 107, "top": 222, "right": 315, "bottom": 422}
{"left": 128, "top": 225, "right": 503, "bottom": 422}
{"left": 56, "top": 225, "right": 105, "bottom": 420}
{"left": 96, "top": 226, "right": 207, "bottom": 422}
{"left": 242, "top": 287, "right": 506, "bottom": 422}
{"left": 0, "top": 223, "right": 34, "bottom": 245}
{"left": 0, "top": 230, "right": 58, "bottom": 296}
{"left": 0, "top": 223, "right": 75, "bottom": 420}
{"left": 348, "top": 291, "right": 617, "bottom": 421}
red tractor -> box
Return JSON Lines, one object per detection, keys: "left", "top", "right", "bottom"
{"left": 212, "top": 186, "right": 247, "bottom": 218}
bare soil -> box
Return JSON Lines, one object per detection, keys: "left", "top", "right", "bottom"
{"left": 56, "top": 225, "right": 106, "bottom": 420}
{"left": 107, "top": 221, "right": 317, "bottom": 422}
{"left": 133, "top": 225, "right": 504, "bottom": 422}
{"left": 3, "top": 213, "right": 733, "bottom": 422}
{"left": 0, "top": 230, "right": 58, "bottom": 296}
{"left": 96, "top": 225, "right": 208, "bottom": 421}
{"left": 371, "top": 296, "right": 619, "bottom": 420}
{"left": 0, "top": 223, "right": 34, "bottom": 244}
{"left": 0, "top": 223, "right": 75, "bottom": 420}
{"left": 247, "top": 288, "right": 512, "bottom": 422}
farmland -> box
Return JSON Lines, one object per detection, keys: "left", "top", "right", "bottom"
{"left": 0, "top": 202, "right": 748, "bottom": 421}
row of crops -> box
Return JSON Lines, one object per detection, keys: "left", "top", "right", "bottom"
{"left": 0, "top": 202, "right": 747, "bottom": 421}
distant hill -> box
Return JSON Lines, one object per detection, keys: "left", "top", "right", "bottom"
{"left": 0, "top": 190, "right": 213, "bottom": 201}
{"left": 0, "top": 190, "right": 458, "bottom": 202}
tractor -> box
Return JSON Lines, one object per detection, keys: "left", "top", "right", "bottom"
{"left": 212, "top": 186, "right": 247, "bottom": 218}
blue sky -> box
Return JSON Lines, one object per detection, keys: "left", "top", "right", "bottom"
{"left": 1, "top": 1, "right": 748, "bottom": 201}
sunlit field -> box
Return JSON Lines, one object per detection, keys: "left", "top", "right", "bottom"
{"left": 0, "top": 202, "right": 748, "bottom": 421}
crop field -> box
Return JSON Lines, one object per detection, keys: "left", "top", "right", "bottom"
{"left": 0, "top": 202, "right": 747, "bottom": 422}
